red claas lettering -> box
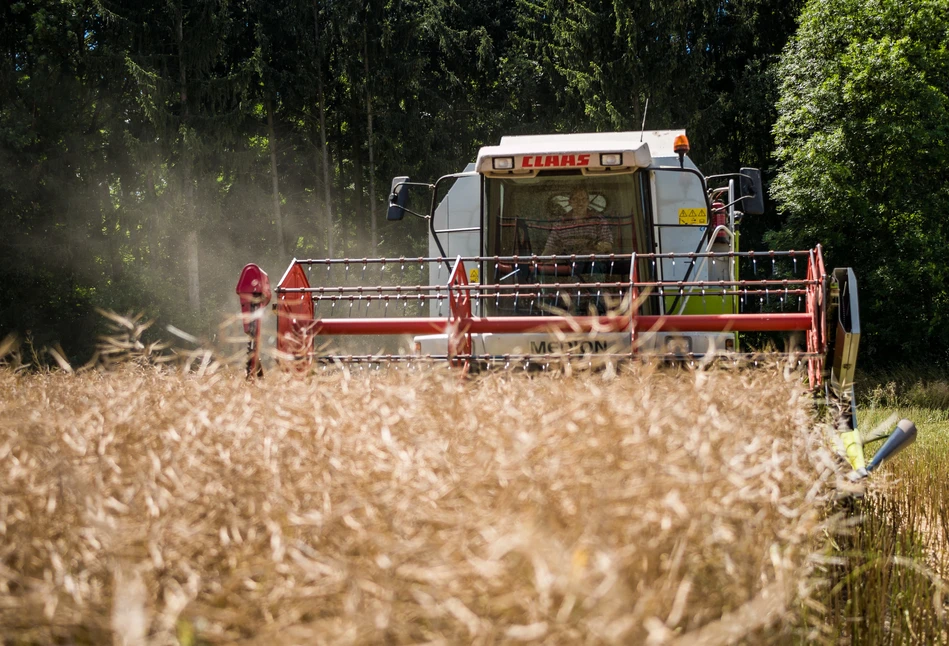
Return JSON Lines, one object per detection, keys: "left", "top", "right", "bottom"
{"left": 521, "top": 154, "right": 592, "bottom": 169}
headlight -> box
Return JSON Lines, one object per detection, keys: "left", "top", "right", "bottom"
{"left": 600, "top": 153, "right": 622, "bottom": 166}
{"left": 492, "top": 157, "right": 515, "bottom": 170}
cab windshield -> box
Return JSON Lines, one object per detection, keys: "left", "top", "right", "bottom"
{"left": 483, "top": 171, "right": 654, "bottom": 316}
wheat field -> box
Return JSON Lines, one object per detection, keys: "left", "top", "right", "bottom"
{"left": 0, "top": 356, "right": 846, "bottom": 645}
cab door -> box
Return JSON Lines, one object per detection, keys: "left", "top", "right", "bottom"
{"left": 651, "top": 167, "right": 716, "bottom": 315}
{"left": 428, "top": 164, "right": 483, "bottom": 316}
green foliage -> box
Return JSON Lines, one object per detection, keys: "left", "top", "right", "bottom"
{"left": 770, "top": 0, "right": 949, "bottom": 366}
{"left": 1, "top": 0, "right": 803, "bottom": 364}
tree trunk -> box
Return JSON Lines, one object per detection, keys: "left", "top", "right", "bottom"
{"left": 177, "top": 6, "right": 199, "bottom": 311}
{"left": 352, "top": 115, "right": 364, "bottom": 256}
{"left": 363, "top": 24, "right": 377, "bottom": 252}
{"left": 145, "top": 167, "right": 162, "bottom": 270}
{"left": 335, "top": 104, "right": 345, "bottom": 253}
{"left": 186, "top": 230, "right": 199, "bottom": 313}
{"left": 633, "top": 92, "right": 643, "bottom": 132}
{"left": 313, "top": 2, "right": 334, "bottom": 257}
{"left": 99, "top": 179, "right": 123, "bottom": 284}
{"left": 266, "top": 97, "right": 284, "bottom": 256}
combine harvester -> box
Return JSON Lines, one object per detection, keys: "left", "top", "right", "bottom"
{"left": 236, "top": 129, "right": 915, "bottom": 478}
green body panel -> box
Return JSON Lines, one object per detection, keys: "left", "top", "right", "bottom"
{"left": 662, "top": 293, "right": 731, "bottom": 315}
{"left": 660, "top": 232, "right": 741, "bottom": 319}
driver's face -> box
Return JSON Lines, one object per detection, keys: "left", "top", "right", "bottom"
{"left": 569, "top": 187, "right": 588, "bottom": 214}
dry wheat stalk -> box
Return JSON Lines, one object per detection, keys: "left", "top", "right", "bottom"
{"left": 0, "top": 359, "right": 841, "bottom": 644}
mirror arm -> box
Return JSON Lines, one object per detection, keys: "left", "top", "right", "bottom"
{"left": 705, "top": 172, "right": 755, "bottom": 183}
{"left": 721, "top": 195, "right": 750, "bottom": 211}
{"left": 401, "top": 207, "right": 431, "bottom": 220}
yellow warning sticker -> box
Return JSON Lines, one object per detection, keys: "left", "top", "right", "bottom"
{"left": 678, "top": 208, "right": 708, "bottom": 225}
{"left": 469, "top": 268, "right": 480, "bottom": 283}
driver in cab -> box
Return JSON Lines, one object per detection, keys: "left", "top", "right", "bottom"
{"left": 541, "top": 185, "right": 613, "bottom": 257}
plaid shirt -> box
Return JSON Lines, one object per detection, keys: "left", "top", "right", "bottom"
{"left": 541, "top": 216, "right": 614, "bottom": 256}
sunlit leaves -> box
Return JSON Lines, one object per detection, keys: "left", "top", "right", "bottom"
{"left": 770, "top": 0, "right": 949, "bottom": 364}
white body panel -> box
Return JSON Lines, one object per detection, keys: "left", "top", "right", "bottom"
{"left": 428, "top": 164, "right": 481, "bottom": 316}
{"left": 476, "top": 130, "right": 681, "bottom": 175}
{"left": 415, "top": 332, "right": 734, "bottom": 358}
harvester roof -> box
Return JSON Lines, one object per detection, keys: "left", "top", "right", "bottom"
{"left": 475, "top": 129, "right": 686, "bottom": 176}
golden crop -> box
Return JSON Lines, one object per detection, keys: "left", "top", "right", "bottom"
{"left": 0, "top": 363, "right": 841, "bottom": 644}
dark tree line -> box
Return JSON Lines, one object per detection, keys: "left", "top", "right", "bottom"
{"left": 6, "top": 0, "right": 944, "bottom": 367}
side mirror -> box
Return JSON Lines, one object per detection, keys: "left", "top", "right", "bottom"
{"left": 387, "top": 176, "right": 410, "bottom": 221}
{"left": 739, "top": 168, "right": 765, "bottom": 215}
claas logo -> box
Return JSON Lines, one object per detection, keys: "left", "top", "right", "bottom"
{"left": 521, "top": 154, "right": 591, "bottom": 169}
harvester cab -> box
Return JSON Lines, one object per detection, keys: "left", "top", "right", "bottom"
{"left": 236, "top": 128, "right": 916, "bottom": 478}
{"left": 407, "top": 131, "right": 754, "bottom": 360}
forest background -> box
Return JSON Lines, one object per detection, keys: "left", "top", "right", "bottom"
{"left": 2, "top": 0, "right": 947, "bottom": 368}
